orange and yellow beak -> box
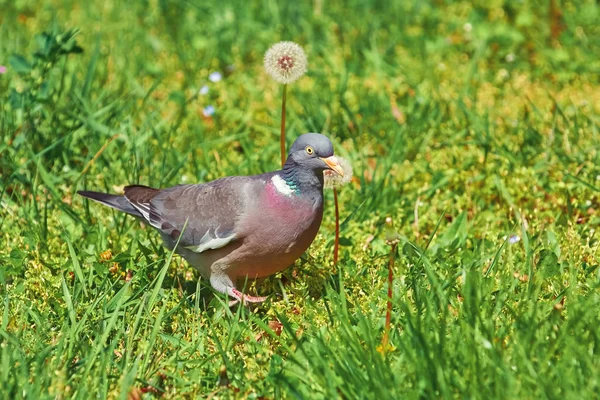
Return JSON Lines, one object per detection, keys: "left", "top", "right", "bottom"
{"left": 321, "top": 155, "right": 344, "bottom": 176}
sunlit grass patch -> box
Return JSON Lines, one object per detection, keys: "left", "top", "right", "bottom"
{"left": 1, "top": 0, "right": 599, "bottom": 398}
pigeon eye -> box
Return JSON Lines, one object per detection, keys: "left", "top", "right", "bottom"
{"left": 306, "top": 146, "right": 314, "bottom": 155}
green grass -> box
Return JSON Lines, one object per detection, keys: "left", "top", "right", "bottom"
{"left": 1, "top": 0, "right": 600, "bottom": 398}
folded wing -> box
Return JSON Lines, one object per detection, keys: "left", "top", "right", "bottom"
{"left": 124, "top": 177, "right": 251, "bottom": 253}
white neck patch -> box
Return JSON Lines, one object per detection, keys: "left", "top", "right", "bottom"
{"left": 272, "top": 175, "right": 294, "bottom": 196}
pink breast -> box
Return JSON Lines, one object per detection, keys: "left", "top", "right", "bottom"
{"left": 226, "top": 181, "right": 323, "bottom": 279}
{"left": 264, "top": 180, "right": 310, "bottom": 215}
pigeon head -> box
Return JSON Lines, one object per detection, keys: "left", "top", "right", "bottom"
{"left": 286, "top": 133, "right": 344, "bottom": 177}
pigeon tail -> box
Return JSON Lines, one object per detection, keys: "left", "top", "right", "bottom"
{"left": 78, "top": 190, "right": 142, "bottom": 218}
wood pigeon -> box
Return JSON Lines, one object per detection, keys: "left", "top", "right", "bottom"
{"left": 78, "top": 133, "right": 343, "bottom": 304}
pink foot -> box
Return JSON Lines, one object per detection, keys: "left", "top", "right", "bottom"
{"left": 231, "top": 288, "right": 267, "bottom": 305}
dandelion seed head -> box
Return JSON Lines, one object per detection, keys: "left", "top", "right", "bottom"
{"left": 324, "top": 156, "right": 353, "bottom": 189}
{"left": 264, "top": 41, "right": 307, "bottom": 84}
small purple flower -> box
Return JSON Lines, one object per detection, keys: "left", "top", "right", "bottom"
{"left": 199, "top": 85, "right": 209, "bottom": 95}
{"left": 208, "top": 72, "right": 222, "bottom": 82}
{"left": 0, "top": 65, "right": 7, "bottom": 74}
{"left": 202, "top": 105, "right": 215, "bottom": 117}
{"left": 509, "top": 235, "right": 520, "bottom": 244}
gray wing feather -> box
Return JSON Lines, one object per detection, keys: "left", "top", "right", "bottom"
{"left": 128, "top": 177, "right": 255, "bottom": 252}
{"left": 78, "top": 190, "right": 143, "bottom": 218}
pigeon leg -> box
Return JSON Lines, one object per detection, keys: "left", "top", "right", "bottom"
{"left": 230, "top": 288, "right": 267, "bottom": 304}
{"left": 210, "top": 273, "right": 267, "bottom": 305}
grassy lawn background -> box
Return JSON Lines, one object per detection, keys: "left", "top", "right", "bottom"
{"left": 1, "top": 0, "right": 599, "bottom": 398}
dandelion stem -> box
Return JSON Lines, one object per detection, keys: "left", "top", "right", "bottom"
{"left": 333, "top": 188, "right": 340, "bottom": 264}
{"left": 280, "top": 84, "right": 288, "bottom": 168}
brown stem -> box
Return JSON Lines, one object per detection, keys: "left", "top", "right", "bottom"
{"left": 549, "top": 0, "right": 564, "bottom": 43}
{"left": 333, "top": 188, "right": 340, "bottom": 264}
{"left": 382, "top": 242, "right": 397, "bottom": 355}
{"left": 280, "top": 84, "right": 288, "bottom": 168}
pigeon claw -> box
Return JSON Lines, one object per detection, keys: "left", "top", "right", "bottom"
{"left": 230, "top": 288, "right": 267, "bottom": 306}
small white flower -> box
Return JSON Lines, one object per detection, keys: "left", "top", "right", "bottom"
{"left": 505, "top": 53, "right": 515, "bottom": 62}
{"left": 509, "top": 235, "right": 520, "bottom": 244}
{"left": 324, "top": 156, "right": 353, "bottom": 190}
{"left": 497, "top": 68, "right": 509, "bottom": 80}
{"left": 202, "top": 105, "right": 215, "bottom": 117}
{"left": 199, "top": 85, "right": 209, "bottom": 95}
{"left": 209, "top": 72, "right": 222, "bottom": 82}
{"left": 463, "top": 23, "right": 472, "bottom": 33}
{"left": 264, "top": 41, "right": 308, "bottom": 84}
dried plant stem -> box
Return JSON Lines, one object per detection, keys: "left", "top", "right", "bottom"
{"left": 382, "top": 241, "right": 397, "bottom": 355}
{"left": 280, "top": 84, "right": 288, "bottom": 168}
{"left": 333, "top": 188, "right": 340, "bottom": 264}
{"left": 78, "top": 133, "right": 119, "bottom": 182}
